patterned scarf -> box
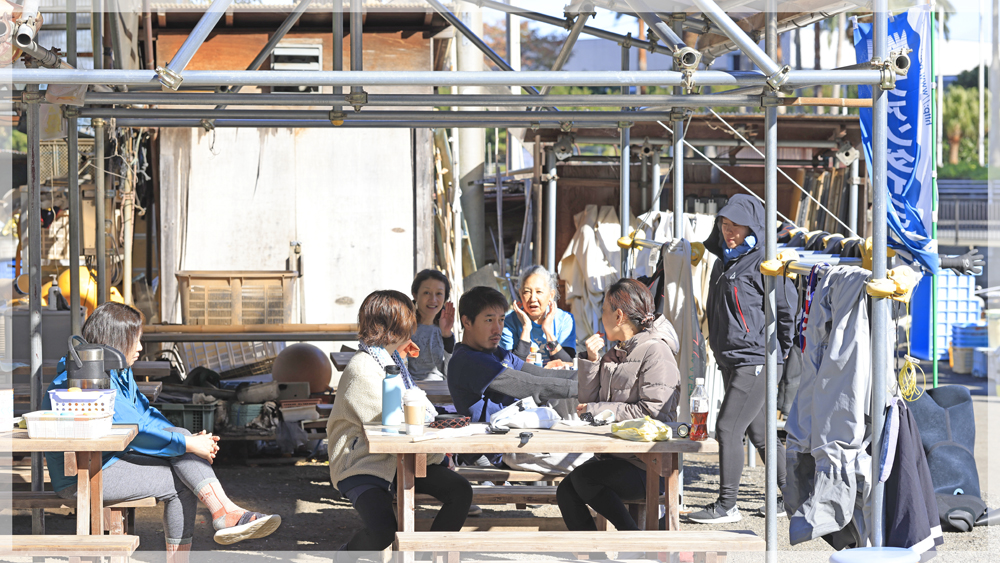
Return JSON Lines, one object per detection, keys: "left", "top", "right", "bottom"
{"left": 358, "top": 341, "right": 415, "bottom": 390}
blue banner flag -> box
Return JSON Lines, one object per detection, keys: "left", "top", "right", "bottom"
{"left": 854, "top": 7, "right": 938, "bottom": 273}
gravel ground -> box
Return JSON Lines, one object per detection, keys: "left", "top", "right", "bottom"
{"left": 10, "top": 370, "right": 1000, "bottom": 562}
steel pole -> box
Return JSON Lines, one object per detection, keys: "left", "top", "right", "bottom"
{"left": 26, "top": 78, "right": 45, "bottom": 536}
{"left": 849, "top": 157, "right": 859, "bottom": 234}
{"left": 157, "top": 0, "right": 233, "bottom": 88}
{"left": 763, "top": 1, "right": 779, "bottom": 558}
{"left": 620, "top": 44, "right": 631, "bottom": 277}
{"left": 350, "top": 0, "right": 363, "bottom": 97}
{"left": 94, "top": 118, "right": 107, "bottom": 304}
{"left": 640, "top": 153, "right": 648, "bottom": 212}
{"left": 538, "top": 9, "right": 592, "bottom": 96}
{"left": 545, "top": 147, "right": 557, "bottom": 272}
{"left": 333, "top": 0, "right": 343, "bottom": 112}
{"left": 91, "top": 0, "right": 102, "bottom": 71}
{"left": 690, "top": 0, "right": 783, "bottom": 79}
{"left": 9, "top": 68, "right": 882, "bottom": 88}
{"left": 870, "top": 0, "right": 890, "bottom": 546}
{"left": 78, "top": 108, "right": 683, "bottom": 121}
{"left": 67, "top": 0, "right": 81, "bottom": 336}
{"left": 426, "top": 0, "right": 541, "bottom": 95}
{"left": 651, "top": 150, "right": 662, "bottom": 212}
{"left": 219, "top": 0, "right": 313, "bottom": 103}
{"left": 672, "top": 119, "right": 684, "bottom": 239}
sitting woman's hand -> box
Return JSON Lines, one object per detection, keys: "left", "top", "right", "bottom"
{"left": 185, "top": 433, "right": 220, "bottom": 464}
{"left": 398, "top": 340, "right": 421, "bottom": 359}
{"left": 576, "top": 403, "right": 589, "bottom": 414}
{"left": 545, "top": 359, "right": 572, "bottom": 369}
{"left": 584, "top": 334, "right": 605, "bottom": 361}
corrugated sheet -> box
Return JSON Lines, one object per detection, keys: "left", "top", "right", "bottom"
{"left": 37, "top": 29, "right": 93, "bottom": 52}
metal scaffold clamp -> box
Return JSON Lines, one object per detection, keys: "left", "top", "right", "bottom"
{"left": 765, "top": 65, "right": 791, "bottom": 92}
{"left": 62, "top": 106, "right": 79, "bottom": 119}
{"left": 329, "top": 111, "right": 346, "bottom": 126}
{"left": 760, "top": 249, "right": 801, "bottom": 280}
{"left": 156, "top": 66, "right": 184, "bottom": 91}
{"left": 347, "top": 91, "right": 368, "bottom": 111}
{"left": 200, "top": 119, "right": 215, "bottom": 132}
{"left": 667, "top": 108, "right": 691, "bottom": 122}
{"left": 867, "top": 267, "right": 920, "bottom": 303}
{"left": 21, "top": 90, "right": 43, "bottom": 103}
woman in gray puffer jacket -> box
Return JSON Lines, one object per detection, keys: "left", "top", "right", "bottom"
{"left": 557, "top": 278, "right": 681, "bottom": 532}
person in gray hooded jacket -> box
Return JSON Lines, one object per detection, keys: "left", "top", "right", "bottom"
{"left": 688, "top": 194, "right": 795, "bottom": 524}
{"left": 557, "top": 278, "right": 681, "bottom": 532}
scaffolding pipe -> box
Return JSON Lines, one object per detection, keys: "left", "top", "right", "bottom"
{"left": 68, "top": 0, "right": 80, "bottom": 336}
{"left": 620, "top": 44, "right": 631, "bottom": 277}
{"left": 68, "top": 92, "right": 764, "bottom": 107}
{"left": 26, "top": 78, "right": 45, "bottom": 535}
{"left": 78, "top": 108, "right": 684, "bottom": 122}
{"left": 107, "top": 0, "right": 124, "bottom": 69}
{"left": 94, "top": 118, "right": 107, "bottom": 304}
{"left": 156, "top": 0, "right": 233, "bottom": 89}
{"left": 426, "top": 0, "right": 541, "bottom": 96}
{"left": 624, "top": 0, "right": 701, "bottom": 71}
{"left": 538, "top": 9, "right": 592, "bottom": 96}
{"left": 849, "top": 157, "right": 859, "bottom": 234}
{"left": 9, "top": 68, "right": 883, "bottom": 88}
{"left": 763, "top": 2, "right": 778, "bottom": 557}
{"left": 470, "top": 0, "right": 673, "bottom": 55}
{"left": 672, "top": 117, "right": 683, "bottom": 239}
{"left": 15, "top": 0, "right": 40, "bottom": 46}
{"left": 870, "top": 0, "right": 889, "bottom": 546}
{"left": 651, "top": 150, "right": 661, "bottom": 212}
{"left": 15, "top": 38, "right": 72, "bottom": 68}
{"left": 333, "top": 0, "right": 343, "bottom": 112}
{"left": 350, "top": 0, "right": 363, "bottom": 96}
{"left": 640, "top": 153, "right": 648, "bottom": 212}
{"left": 91, "top": 0, "right": 103, "bottom": 71}
{"left": 690, "top": 0, "right": 783, "bottom": 81}
{"left": 545, "top": 147, "right": 557, "bottom": 272}
{"left": 110, "top": 119, "right": 625, "bottom": 128}
{"left": 572, "top": 136, "right": 839, "bottom": 148}
{"left": 221, "top": 0, "right": 314, "bottom": 98}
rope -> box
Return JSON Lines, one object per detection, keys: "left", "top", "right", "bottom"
{"left": 655, "top": 121, "right": 795, "bottom": 225}
{"left": 898, "top": 300, "right": 925, "bottom": 402}
{"left": 707, "top": 109, "right": 860, "bottom": 238}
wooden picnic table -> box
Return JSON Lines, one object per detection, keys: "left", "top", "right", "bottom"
{"left": 6, "top": 424, "right": 138, "bottom": 535}
{"left": 413, "top": 380, "right": 451, "bottom": 404}
{"left": 365, "top": 423, "right": 718, "bottom": 533}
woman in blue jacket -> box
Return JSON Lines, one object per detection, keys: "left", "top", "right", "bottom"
{"left": 43, "top": 303, "right": 281, "bottom": 561}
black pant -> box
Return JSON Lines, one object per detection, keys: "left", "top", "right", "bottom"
{"left": 716, "top": 365, "right": 787, "bottom": 510}
{"left": 557, "top": 457, "right": 657, "bottom": 532}
{"left": 345, "top": 464, "right": 472, "bottom": 551}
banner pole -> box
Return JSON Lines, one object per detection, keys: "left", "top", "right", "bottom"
{"left": 931, "top": 1, "right": 940, "bottom": 387}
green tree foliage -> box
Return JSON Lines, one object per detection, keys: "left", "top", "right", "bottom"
{"left": 942, "top": 85, "right": 990, "bottom": 165}
{"left": 0, "top": 128, "right": 27, "bottom": 152}
{"left": 954, "top": 66, "right": 989, "bottom": 90}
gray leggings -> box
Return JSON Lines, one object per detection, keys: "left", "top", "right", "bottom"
{"left": 56, "top": 427, "right": 215, "bottom": 544}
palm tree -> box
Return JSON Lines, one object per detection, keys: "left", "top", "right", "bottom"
{"left": 943, "top": 86, "right": 978, "bottom": 165}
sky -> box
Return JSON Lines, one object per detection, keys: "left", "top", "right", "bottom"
{"left": 482, "top": 1, "right": 994, "bottom": 74}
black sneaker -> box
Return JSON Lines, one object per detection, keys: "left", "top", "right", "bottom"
{"left": 757, "top": 496, "right": 787, "bottom": 518}
{"left": 686, "top": 502, "right": 742, "bottom": 524}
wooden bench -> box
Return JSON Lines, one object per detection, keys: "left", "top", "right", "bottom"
{"left": 453, "top": 467, "right": 562, "bottom": 484}
{"left": 415, "top": 485, "right": 557, "bottom": 506}
{"left": 394, "top": 530, "right": 765, "bottom": 563}
{"left": 0, "top": 534, "right": 140, "bottom": 557}
{"left": 11, "top": 491, "right": 156, "bottom": 535}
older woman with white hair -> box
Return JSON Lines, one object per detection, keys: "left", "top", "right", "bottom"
{"left": 500, "top": 265, "right": 577, "bottom": 367}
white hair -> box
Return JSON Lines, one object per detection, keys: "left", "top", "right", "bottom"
{"left": 518, "top": 265, "right": 560, "bottom": 302}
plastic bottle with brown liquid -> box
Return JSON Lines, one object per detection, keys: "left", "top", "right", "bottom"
{"left": 689, "top": 377, "right": 709, "bottom": 441}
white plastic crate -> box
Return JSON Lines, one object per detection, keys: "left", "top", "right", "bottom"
{"left": 24, "top": 411, "right": 113, "bottom": 439}
{"left": 177, "top": 341, "right": 285, "bottom": 374}
{"left": 48, "top": 389, "right": 116, "bottom": 416}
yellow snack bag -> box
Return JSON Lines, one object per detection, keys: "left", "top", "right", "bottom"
{"left": 611, "top": 416, "right": 672, "bottom": 442}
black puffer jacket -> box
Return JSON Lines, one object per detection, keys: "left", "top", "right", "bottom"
{"left": 704, "top": 195, "right": 795, "bottom": 369}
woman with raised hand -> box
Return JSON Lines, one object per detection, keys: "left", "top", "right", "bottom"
{"left": 500, "top": 265, "right": 577, "bottom": 367}
{"left": 408, "top": 269, "right": 455, "bottom": 381}
{"left": 43, "top": 303, "right": 280, "bottom": 563}
{"left": 556, "top": 278, "right": 681, "bottom": 532}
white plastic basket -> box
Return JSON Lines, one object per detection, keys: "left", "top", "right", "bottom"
{"left": 24, "top": 411, "right": 114, "bottom": 439}
{"left": 48, "top": 389, "right": 116, "bottom": 416}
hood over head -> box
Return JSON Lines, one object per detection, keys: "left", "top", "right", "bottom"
{"left": 619, "top": 315, "right": 680, "bottom": 356}
{"left": 704, "top": 194, "right": 765, "bottom": 259}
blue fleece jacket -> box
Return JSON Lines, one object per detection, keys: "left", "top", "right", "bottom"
{"left": 43, "top": 358, "right": 187, "bottom": 492}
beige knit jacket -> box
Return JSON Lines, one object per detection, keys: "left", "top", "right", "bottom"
{"left": 327, "top": 352, "right": 444, "bottom": 488}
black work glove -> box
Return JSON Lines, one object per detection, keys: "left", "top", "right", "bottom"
{"left": 939, "top": 248, "right": 984, "bottom": 276}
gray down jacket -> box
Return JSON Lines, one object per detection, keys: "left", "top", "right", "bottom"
{"left": 578, "top": 315, "right": 681, "bottom": 423}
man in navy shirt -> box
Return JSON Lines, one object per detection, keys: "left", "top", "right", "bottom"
{"left": 448, "top": 287, "right": 577, "bottom": 424}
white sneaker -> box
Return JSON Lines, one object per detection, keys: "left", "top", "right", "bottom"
{"left": 686, "top": 502, "right": 742, "bottom": 524}
{"left": 214, "top": 513, "right": 281, "bottom": 545}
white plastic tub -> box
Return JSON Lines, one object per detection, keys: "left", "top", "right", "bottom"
{"left": 48, "top": 389, "right": 116, "bottom": 416}
{"left": 24, "top": 410, "right": 114, "bottom": 439}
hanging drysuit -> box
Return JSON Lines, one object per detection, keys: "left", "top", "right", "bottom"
{"left": 783, "top": 264, "right": 891, "bottom": 549}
